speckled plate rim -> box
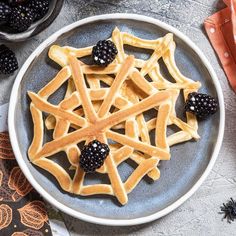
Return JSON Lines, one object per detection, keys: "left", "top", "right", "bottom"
{"left": 8, "top": 13, "right": 225, "bottom": 226}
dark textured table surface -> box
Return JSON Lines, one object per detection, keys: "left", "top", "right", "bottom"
{"left": 2, "top": 1, "right": 236, "bottom": 235}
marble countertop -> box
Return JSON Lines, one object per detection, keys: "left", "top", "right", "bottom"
{"left": 2, "top": 1, "right": 236, "bottom": 235}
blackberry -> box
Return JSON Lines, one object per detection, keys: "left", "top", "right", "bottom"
{"left": 27, "top": 0, "right": 49, "bottom": 21}
{"left": 0, "top": 2, "right": 11, "bottom": 22}
{"left": 92, "top": 40, "right": 118, "bottom": 66}
{"left": 8, "top": 5, "right": 34, "bottom": 32}
{"left": 79, "top": 140, "right": 110, "bottom": 173}
{"left": 185, "top": 92, "right": 218, "bottom": 119}
{"left": 0, "top": 45, "right": 18, "bottom": 74}
{"left": 7, "top": 0, "right": 28, "bottom": 6}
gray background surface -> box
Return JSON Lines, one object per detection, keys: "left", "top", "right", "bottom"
{"left": 2, "top": 0, "right": 236, "bottom": 235}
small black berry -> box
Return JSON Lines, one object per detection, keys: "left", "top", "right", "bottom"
{"left": 79, "top": 140, "right": 110, "bottom": 173}
{"left": 0, "top": 2, "right": 11, "bottom": 22}
{"left": 0, "top": 45, "right": 18, "bottom": 74}
{"left": 8, "top": 5, "right": 34, "bottom": 32}
{"left": 7, "top": 0, "right": 28, "bottom": 6}
{"left": 185, "top": 92, "right": 218, "bottom": 119}
{"left": 92, "top": 40, "right": 118, "bottom": 66}
{"left": 27, "top": 0, "right": 49, "bottom": 21}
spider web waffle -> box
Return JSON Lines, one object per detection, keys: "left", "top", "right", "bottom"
{"left": 27, "top": 27, "right": 201, "bottom": 205}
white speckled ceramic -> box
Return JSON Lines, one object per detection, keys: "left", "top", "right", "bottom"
{"left": 8, "top": 14, "right": 225, "bottom": 226}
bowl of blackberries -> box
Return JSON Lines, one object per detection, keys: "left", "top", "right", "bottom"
{"left": 0, "top": 0, "right": 64, "bottom": 41}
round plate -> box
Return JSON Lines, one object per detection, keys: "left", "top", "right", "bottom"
{"left": 8, "top": 14, "right": 225, "bottom": 226}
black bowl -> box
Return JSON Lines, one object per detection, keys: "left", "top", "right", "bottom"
{"left": 0, "top": 0, "right": 64, "bottom": 42}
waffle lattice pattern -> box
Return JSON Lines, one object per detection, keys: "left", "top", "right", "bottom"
{"left": 28, "top": 28, "right": 201, "bottom": 205}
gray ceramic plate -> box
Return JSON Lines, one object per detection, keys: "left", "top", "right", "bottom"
{"left": 8, "top": 14, "right": 225, "bottom": 226}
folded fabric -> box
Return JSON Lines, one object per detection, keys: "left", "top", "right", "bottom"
{"left": 0, "top": 132, "right": 53, "bottom": 236}
{"left": 225, "top": 0, "right": 236, "bottom": 43}
{"left": 204, "top": 0, "right": 236, "bottom": 91}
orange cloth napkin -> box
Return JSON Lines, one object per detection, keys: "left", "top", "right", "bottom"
{"left": 204, "top": 0, "right": 236, "bottom": 91}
